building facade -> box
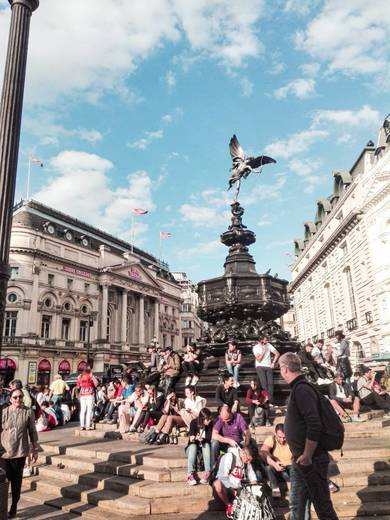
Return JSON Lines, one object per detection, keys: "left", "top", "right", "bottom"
{"left": 0, "top": 200, "right": 181, "bottom": 385}
{"left": 171, "top": 272, "right": 204, "bottom": 347}
{"left": 290, "top": 115, "right": 390, "bottom": 362}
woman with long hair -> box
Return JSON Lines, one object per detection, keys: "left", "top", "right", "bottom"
{"left": 76, "top": 367, "right": 98, "bottom": 431}
{"left": 0, "top": 387, "right": 39, "bottom": 518}
{"left": 186, "top": 407, "right": 213, "bottom": 486}
{"left": 147, "top": 389, "right": 185, "bottom": 444}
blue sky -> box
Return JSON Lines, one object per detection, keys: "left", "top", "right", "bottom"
{"left": 0, "top": 0, "right": 389, "bottom": 282}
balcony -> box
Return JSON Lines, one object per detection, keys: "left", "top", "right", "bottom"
{"left": 327, "top": 328, "right": 335, "bottom": 338}
{"left": 346, "top": 318, "right": 358, "bottom": 331}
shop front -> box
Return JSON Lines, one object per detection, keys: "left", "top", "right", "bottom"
{"left": 77, "top": 360, "right": 88, "bottom": 373}
{"left": 0, "top": 357, "right": 16, "bottom": 385}
{"left": 58, "top": 359, "right": 71, "bottom": 378}
{"left": 37, "top": 358, "right": 51, "bottom": 387}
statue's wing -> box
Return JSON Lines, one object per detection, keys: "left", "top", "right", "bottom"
{"left": 229, "top": 135, "right": 245, "bottom": 161}
{"left": 248, "top": 155, "right": 276, "bottom": 169}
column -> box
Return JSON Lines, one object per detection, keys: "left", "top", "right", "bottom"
{"left": 154, "top": 299, "right": 160, "bottom": 341}
{"left": 0, "top": 0, "right": 39, "bottom": 357}
{"left": 121, "top": 290, "right": 128, "bottom": 343}
{"left": 138, "top": 294, "right": 145, "bottom": 346}
{"left": 30, "top": 265, "right": 40, "bottom": 336}
{"left": 100, "top": 284, "right": 108, "bottom": 340}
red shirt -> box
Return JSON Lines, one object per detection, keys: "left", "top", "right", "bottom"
{"left": 77, "top": 374, "right": 98, "bottom": 397}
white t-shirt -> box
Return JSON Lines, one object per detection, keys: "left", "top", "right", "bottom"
{"left": 253, "top": 342, "right": 276, "bottom": 368}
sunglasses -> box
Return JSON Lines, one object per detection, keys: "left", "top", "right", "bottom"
{"left": 12, "top": 395, "right": 24, "bottom": 400}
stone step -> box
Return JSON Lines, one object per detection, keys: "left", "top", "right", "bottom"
{"left": 332, "top": 470, "right": 390, "bottom": 488}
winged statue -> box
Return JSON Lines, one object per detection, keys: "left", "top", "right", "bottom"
{"left": 228, "top": 134, "right": 276, "bottom": 201}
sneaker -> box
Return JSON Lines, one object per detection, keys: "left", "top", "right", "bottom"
{"left": 200, "top": 472, "right": 210, "bottom": 484}
{"left": 187, "top": 473, "right": 197, "bottom": 486}
{"left": 351, "top": 415, "right": 364, "bottom": 422}
{"left": 272, "top": 487, "right": 281, "bottom": 498}
{"left": 226, "top": 503, "right": 234, "bottom": 519}
{"left": 191, "top": 375, "right": 199, "bottom": 386}
{"left": 129, "top": 426, "right": 136, "bottom": 432}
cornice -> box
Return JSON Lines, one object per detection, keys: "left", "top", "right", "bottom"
{"left": 289, "top": 210, "right": 361, "bottom": 292}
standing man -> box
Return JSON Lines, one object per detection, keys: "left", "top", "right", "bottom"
{"left": 334, "top": 331, "right": 352, "bottom": 384}
{"left": 48, "top": 374, "right": 69, "bottom": 406}
{"left": 279, "top": 352, "right": 339, "bottom": 520}
{"left": 252, "top": 335, "right": 280, "bottom": 405}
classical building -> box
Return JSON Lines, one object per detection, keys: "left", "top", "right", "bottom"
{"left": 171, "top": 272, "right": 204, "bottom": 347}
{"left": 0, "top": 200, "right": 181, "bottom": 385}
{"left": 290, "top": 115, "right": 390, "bottom": 362}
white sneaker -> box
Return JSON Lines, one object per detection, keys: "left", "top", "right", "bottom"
{"left": 185, "top": 376, "right": 191, "bottom": 386}
{"left": 187, "top": 474, "right": 197, "bottom": 486}
{"left": 191, "top": 375, "right": 199, "bottom": 386}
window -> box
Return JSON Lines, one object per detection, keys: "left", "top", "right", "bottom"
{"left": 67, "top": 278, "right": 73, "bottom": 290}
{"left": 48, "top": 274, "right": 54, "bottom": 286}
{"left": 182, "top": 303, "right": 192, "bottom": 313}
{"left": 4, "top": 311, "right": 17, "bottom": 337}
{"left": 84, "top": 283, "right": 90, "bottom": 293}
{"left": 171, "top": 335, "right": 175, "bottom": 346}
{"left": 344, "top": 267, "right": 357, "bottom": 319}
{"left": 64, "top": 301, "right": 72, "bottom": 312}
{"left": 41, "top": 315, "right": 51, "bottom": 338}
{"left": 80, "top": 320, "right": 88, "bottom": 342}
{"left": 340, "top": 242, "right": 348, "bottom": 257}
{"left": 7, "top": 293, "right": 17, "bottom": 303}
{"left": 10, "top": 267, "right": 19, "bottom": 279}
{"left": 164, "top": 305, "right": 168, "bottom": 314}
{"left": 61, "top": 318, "right": 71, "bottom": 340}
{"left": 325, "top": 284, "right": 335, "bottom": 328}
{"left": 44, "top": 298, "right": 52, "bottom": 308}
{"left": 106, "top": 308, "right": 112, "bottom": 341}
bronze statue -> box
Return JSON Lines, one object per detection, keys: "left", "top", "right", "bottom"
{"left": 228, "top": 134, "right": 276, "bottom": 201}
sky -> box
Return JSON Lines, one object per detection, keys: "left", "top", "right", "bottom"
{"left": 0, "top": 0, "right": 389, "bottom": 283}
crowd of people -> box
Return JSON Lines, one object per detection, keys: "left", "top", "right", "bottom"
{"left": 1, "top": 333, "right": 390, "bottom": 520}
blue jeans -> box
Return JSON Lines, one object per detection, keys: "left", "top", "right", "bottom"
{"left": 265, "top": 465, "right": 290, "bottom": 491}
{"left": 226, "top": 364, "right": 240, "bottom": 383}
{"left": 187, "top": 443, "right": 211, "bottom": 474}
{"left": 290, "top": 453, "right": 338, "bottom": 520}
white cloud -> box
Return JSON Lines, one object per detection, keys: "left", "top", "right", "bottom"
{"left": 33, "top": 151, "right": 154, "bottom": 241}
{"left": 295, "top": 0, "right": 390, "bottom": 82}
{"left": 265, "top": 129, "right": 328, "bottom": 159}
{"left": 269, "top": 61, "right": 286, "bottom": 75}
{"left": 179, "top": 203, "right": 227, "bottom": 227}
{"left": 312, "top": 105, "right": 381, "bottom": 128}
{"left": 274, "top": 78, "right": 316, "bottom": 99}
{"left": 257, "top": 214, "right": 271, "bottom": 227}
{"left": 337, "top": 133, "right": 352, "bottom": 144}
{"left": 0, "top": 0, "right": 266, "bottom": 107}
{"left": 162, "top": 114, "right": 173, "bottom": 124}
{"left": 284, "top": 0, "right": 320, "bottom": 15}
{"left": 240, "top": 176, "right": 287, "bottom": 205}
{"left": 300, "top": 63, "right": 320, "bottom": 76}
{"left": 289, "top": 158, "right": 321, "bottom": 177}
{"left": 182, "top": 239, "right": 224, "bottom": 256}
{"left": 165, "top": 70, "right": 176, "bottom": 88}
{"left": 303, "top": 175, "right": 323, "bottom": 194}
{"left": 240, "top": 77, "right": 254, "bottom": 97}
{"left": 128, "top": 129, "right": 164, "bottom": 150}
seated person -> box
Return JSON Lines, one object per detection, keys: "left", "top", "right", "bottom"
{"left": 130, "top": 385, "right": 164, "bottom": 432}
{"left": 298, "top": 343, "right": 324, "bottom": 382}
{"left": 245, "top": 380, "right": 269, "bottom": 428}
{"left": 357, "top": 367, "right": 390, "bottom": 414}
{"left": 328, "top": 372, "right": 363, "bottom": 421}
{"left": 260, "top": 423, "right": 292, "bottom": 498}
{"left": 211, "top": 404, "right": 251, "bottom": 466}
{"left": 148, "top": 389, "right": 185, "bottom": 444}
{"left": 183, "top": 344, "right": 201, "bottom": 386}
{"left": 37, "top": 402, "right": 58, "bottom": 431}
{"left": 212, "top": 444, "right": 258, "bottom": 520}
{"left": 144, "top": 345, "right": 161, "bottom": 387}
{"left": 180, "top": 385, "right": 207, "bottom": 427}
{"left": 225, "top": 341, "right": 242, "bottom": 388}
{"left": 372, "top": 373, "right": 390, "bottom": 402}
{"left": 215, "top": 374, "right": 239, "bottom": 413}
{"left": 124, "top": 384, "right": 149, "bottom": 432}
{"left": 101, "top": 378, "right": 123, "bottom": 424}
{"left": 186, "top": 407, "right": 213, "bottom": 486}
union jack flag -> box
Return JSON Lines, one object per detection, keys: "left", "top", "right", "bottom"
{"left": 30, "top": 156, "right": 43, "bottom": 167}
{"left": 131, "top": 208, "right": 148, "bottom": 216}
{"left": 160, "top": 231, "right": 172, "bottom": 239}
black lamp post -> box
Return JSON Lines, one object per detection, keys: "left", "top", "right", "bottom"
{"left": 0, "top": 0, "right": 39, "bottom": 362}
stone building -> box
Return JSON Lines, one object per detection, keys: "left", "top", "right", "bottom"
{"left": 171, "top": 272, "right": 204, "bottom": 347}
{"left": 0, "top": 200, "right": 181, "bottom": 385}
{"left": 289, "top": 115, "right": 390, "bottom": 362}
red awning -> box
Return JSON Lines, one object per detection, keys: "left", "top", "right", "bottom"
{"left": 38, "top": 358, "right": 51, "bottom": 371}
{"left": 0, "top": 357, "right": 16, "bottom": 370}
{"left": 58, "top": 360, "right": 71, "bottom": 372}
{"left": 77, "top": 361, "right": 88, "bottom": 372}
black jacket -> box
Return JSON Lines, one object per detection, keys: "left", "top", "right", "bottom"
{"left": 284, "top": 375, "right": 324, "bottom": 459}
{"left": 215, "top": 385, "right": 238, "bottom": 409}
{"left": 328, "top": 382, "right": 353, "bottom": 401}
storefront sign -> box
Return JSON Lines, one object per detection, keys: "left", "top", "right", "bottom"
{"left": 28, "top": 361, "right": 37, "bottom": 384}
{"left": 38, "top": 358, "right": 51, "bottom": 371}
{"left": 128, "top": 268, "right": 141, "bottom": 280}
{"left": 0, "top": 357, "right": 16, "bottom": 370}
{"left": 63, "top": 266, "right": 92, "bottom": 278}
{"left": 58, "top": 360, "right": 71, "bottom": 373}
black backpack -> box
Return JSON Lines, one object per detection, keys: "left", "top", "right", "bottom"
{"left": 293, "top": 380, "right": 344, "bottom": 452}
{"left": 208, "top": 451, "right": 237, "bottom": 485}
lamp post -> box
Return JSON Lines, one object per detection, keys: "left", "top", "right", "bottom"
{"left": 87, "top": 317, "right": 93, "bottom": 368}
{"left": 0, "top": 0, "right": 39, "bottom": 364}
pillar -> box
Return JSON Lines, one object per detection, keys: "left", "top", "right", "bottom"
{"left": 154, "top": 299, "right": 160, "bottom": 341}
{"left": 121, "top": 290, "right": 128, "bottom": 343}
{"left": 138, "top": 294, "right": 145, "bottom": 346}
{"left": 101, "top": 284, "right": 108, "bottom": 340}
{"left": 29, "top": 264, "right": 40, "bottom": 335}
{"left": 0, "top": 0, "right": 39, "bottom": 366}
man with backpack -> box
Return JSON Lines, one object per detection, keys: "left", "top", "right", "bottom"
{"left": 279, "top": 352, "right": 341, "bottom": 520}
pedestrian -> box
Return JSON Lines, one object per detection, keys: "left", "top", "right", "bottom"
{"left": 225, "top": 341, "right": 242, "bottom": 388}
{"left": 0, "top": 387, "right": 39, "bottom": 518}
{"left": 252, "top": 335, "right": 280, "bottom": 405}
{"left": 279, "top": 352, "right": 339, "bottom": 520}
{"left": 76, "top": 367, "right": 98, "bottom": 431}
{"left": 334, "top": 331, "right": 352, "bottom": 383}
{"left": 49, "top": 374, "right": 70, "bottom": 405}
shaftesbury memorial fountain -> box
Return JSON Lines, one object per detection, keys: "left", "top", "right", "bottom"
{"left": 196, "top": 135, "right": 298, "bottom": 403}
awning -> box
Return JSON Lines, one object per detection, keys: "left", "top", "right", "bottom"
{"left": 38, "top": 358, "right": 51, "bottom": 371}
{"left": 0, "top": 357, "right": 16, "bottom": 370}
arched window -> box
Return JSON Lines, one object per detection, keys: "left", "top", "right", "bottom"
{"left": 324, "top": 283, "right": 335, "bottom": 329}
{"left": 310, "top": 296, "right": 319, "bottom": 336}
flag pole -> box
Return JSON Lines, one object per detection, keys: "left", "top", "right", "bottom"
{"left": 159, "top": 234, "right": 162, "bottom": 262}
{"left": 26, "top": 158, "right": 31, "bottom": 200}
{"left": 131, "top": 213, "right": 134, "bottom": 254}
